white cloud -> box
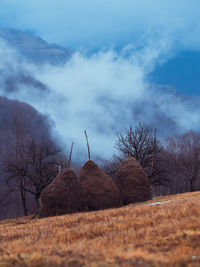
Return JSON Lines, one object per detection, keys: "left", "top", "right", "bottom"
{"left": 1, "top": 38, "right": 200, "bottom": 160}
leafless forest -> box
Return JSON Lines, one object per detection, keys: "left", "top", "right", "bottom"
{"left": 0, "top": 96, "right": 200, "bottom": 220}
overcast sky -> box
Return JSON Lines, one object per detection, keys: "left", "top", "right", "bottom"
{"left": 0, "top": 0, "right": 200, "bottom": 50}
{"left": 0, "top": 1, "right": 200, "bottom": 158}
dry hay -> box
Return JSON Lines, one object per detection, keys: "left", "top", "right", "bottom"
{"left": 38, "top": 169, "right": 87, "bottom": 218}
{"left": 114, "top": 156, "right": 151, "bottom": 205}
{"left": 79, "top": 160, "right": 122, "bottom": 211}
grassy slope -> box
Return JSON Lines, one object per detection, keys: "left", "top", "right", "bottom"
{"left": 0, "top": 192, "right": 200, "bottom": 266}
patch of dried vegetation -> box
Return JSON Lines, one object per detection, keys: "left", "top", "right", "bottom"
{"left": 0, "top": 191, "right": 200, "bottom": 266}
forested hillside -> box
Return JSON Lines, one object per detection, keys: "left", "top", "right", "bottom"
{"left": 0, "top": 97, "right": 65, "bottom": 220}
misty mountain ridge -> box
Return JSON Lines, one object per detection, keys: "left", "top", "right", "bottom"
{"left": 0, "top": 28, "right": 72, "bottom": 65}
{"left": 0, "top": 28, "right": 200, "bottom": 96}
{"left": 0, "top": 27, "right": 200, "bottom": 159}
{"left": 0, "top": 28, "right": 54, "bottom": 93}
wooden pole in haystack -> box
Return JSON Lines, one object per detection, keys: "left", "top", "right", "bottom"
{"left": 84, "top": 130, "right": 91, "bottom": 160}
{"left": 68, "top": 142, "right": 74, "bottom": 169}
{"left": 151, "top": 128, "right": 157, "bottom": 176}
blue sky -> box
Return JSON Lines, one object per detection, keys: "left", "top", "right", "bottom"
{"left": 0, "top": 0, "right": 200, "bottom": 50}
{"left": 1, "top": 0, "right": 200, "bottom": 95}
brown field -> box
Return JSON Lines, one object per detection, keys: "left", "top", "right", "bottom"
{"left": 0, "top": 191, "right": 200, "bottom": 267}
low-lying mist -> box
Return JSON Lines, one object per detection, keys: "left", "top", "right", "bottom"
{"left": 0, "top": 38, "right": 200, "bottom": 161}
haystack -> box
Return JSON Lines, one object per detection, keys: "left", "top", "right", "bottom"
{"left": 38, "top": 169, "right": 87, "bottom": 218}
{"left": 79, "top": 160, "right": 122, "bottom": 211}
{"left": 114, "top": 156, "right": 151, "bottom": 205}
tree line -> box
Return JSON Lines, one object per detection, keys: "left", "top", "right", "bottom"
{"left": 1, "top": 97, "right": 200, "bottom": 220}
{"left": 0, "top": 97, "right": 66, "bottom": 219}
{"left": 102, "top": 123, "right": 200, "bottom": 196}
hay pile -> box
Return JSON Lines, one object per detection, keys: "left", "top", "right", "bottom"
{"left": 38, "top": 169, "right": 87, "bottom": 218}
{"left": 79, "top": 160, "right": 122, "bottom": 211}
{"left": 114, "top": 157, "right": 151, "bottom": 205}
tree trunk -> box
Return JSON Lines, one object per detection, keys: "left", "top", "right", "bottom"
{"left": 190, "top": 181, "right": 195, "bottom": 192}
{"left": 20, "top": 188, "right": 28, "bottom": 216}
{"left": 35, "top": 193, "right": 40, "bottom": 210}
{"left": 19, "top": 177, "right": 28, "bottom": 216}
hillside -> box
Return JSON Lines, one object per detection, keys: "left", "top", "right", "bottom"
{"left": 0, "top": 191, "right": 200, "bottom": 266}
{"left": 0, "top": 28, "right": 72, "bottom": 64}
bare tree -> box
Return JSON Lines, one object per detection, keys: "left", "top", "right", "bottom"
{"left": 165, "top": 131, "right": 200, "bottom": 192}
{"left": 147, "top": 147, "right": 172, "bottom": 187}
{"left": 4, "top": 136, "right": 62, "bottom": 209}
{"left": 0, "top": 188, "right": 15, "bottom": 210}
{"left": 114, "top": 123, "right": 171, "bottom": 186}
{"left": 25, "top": 137, "right": 62, "bottom": 207}
{"left": 3, "top": 110, "right": 29, "bottom": 215}
{"left": 0, "top": 97, "right": 62, "bottom": 218}
{"left": 101, "top": 154, "right": 123, "bottom": 179}
{"left": 115, "top": 123, "right": 156, "bottom": 167}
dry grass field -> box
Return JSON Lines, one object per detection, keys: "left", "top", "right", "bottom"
{"left": 0, "top": 191, "right": 200, "bottom": 266}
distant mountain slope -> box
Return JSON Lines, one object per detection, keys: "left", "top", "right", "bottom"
{"left": 0, "top": 28, "right": 71, "bottom": 93}
{"left": 0, "top": 28, "right": 72, "bottom": 64}
{"left": 0, "top": 28, "right": 200, "bottom": 96}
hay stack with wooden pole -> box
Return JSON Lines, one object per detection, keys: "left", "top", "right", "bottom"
{"left": 114, "top": 125, "right": 151, "bottom": 205}
{"left": 114, "top": 156, "right": 152, "bottom": 205}
{"left": 38, "top": 143, "right": 87, "bottom": 218}
{"left": 78, "top": 131, "right": 122, "bottom": 211}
